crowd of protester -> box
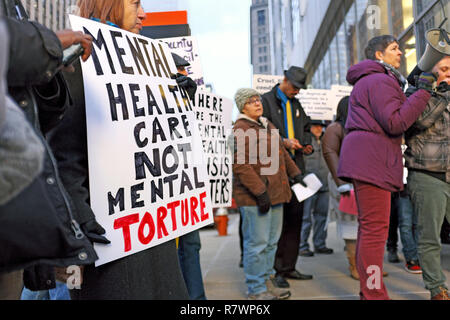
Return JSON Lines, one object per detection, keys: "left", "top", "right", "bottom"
{"left": 0, "top": 0, "right": 449, "bottom": 301}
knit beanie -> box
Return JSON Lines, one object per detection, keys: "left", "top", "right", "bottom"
{"left": 234, "top": 88, "right": 260, "bottom": 113}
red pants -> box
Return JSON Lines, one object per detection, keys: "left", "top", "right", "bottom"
{"left": 353, "top": 180, "right": 391, "bottom": 300}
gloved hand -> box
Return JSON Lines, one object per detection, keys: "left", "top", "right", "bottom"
{"left": 417, "top": 72, "right": 438, "bottom": 92}
{"left": 436, "top": 81, "right": 449, "bottom": 93}
{"left": 293, "top": 173, "right": 307, "bottom": 188}
{"left": 255, "top": 191, "right": 271, "bottom": 214}
{"left": 81, "top": 219, "right": 110, "bottom": 244}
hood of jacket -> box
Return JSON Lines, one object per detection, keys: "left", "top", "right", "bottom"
{"left": 346, "top": 59, "right": 387, "bottom": 85}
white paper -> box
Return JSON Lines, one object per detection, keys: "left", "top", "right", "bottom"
{"left": 291, "top": 173, "right": 323, "bottom": 203}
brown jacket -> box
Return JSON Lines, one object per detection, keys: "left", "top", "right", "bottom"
{"left": 322, "top": 122, "right": 347, "bottom": 187}
{"left": 232, "top": 114, "right": 301, "bottom": 207}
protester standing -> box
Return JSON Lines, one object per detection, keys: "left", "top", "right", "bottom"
{"left": 299, "top": 120, "right": 332, "bottom": 257}
{"left": 48, "top": 0, "right": 189, "bottom": 300}
{"left": 405, "top": 56, "right": 450, "bottom": 300}
{"left": 261, "top": 66, "right": 314, "bottom": 289}
{"left": 338, "top": 35, "right": 433, "bottom": 300}
{"left": 233, "top": 88, "right": 305, "bottom": 300}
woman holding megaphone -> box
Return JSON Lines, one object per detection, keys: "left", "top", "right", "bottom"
{"left": 337, "top": 35, "right": 435, "bottom": 300}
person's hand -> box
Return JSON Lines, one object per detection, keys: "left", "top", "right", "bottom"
{"left": 255, "top": 191, "right": 271, "bottom": 214}
{"left": 55, "top": 30, "right": 93, "bottom": 62}
{"left": 417, "top": 72, "right": 438, "bottom": 92}
{"left": 302, "top": 144, "right": 314, "bottom": 155}
{"left": 337, "top": 183, "right": 353, "bottom": 197}
{"left": 81, "top": 219, "right": 110, "bottom": 244}
{"left": 293, "top": 173, "right": 307, "bottom": 188}
{"left": 283, "top": 138, "right": 302, "bottom": 150}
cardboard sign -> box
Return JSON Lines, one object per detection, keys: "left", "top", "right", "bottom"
{"left": 191, "top": 91, "right": 233, "bottom": 208}
{"left": 252, "top": 74, "right": 283, "bottom": 95}
{"left": 69, "top": 16, "right": 213, "bottom": 266}
{"left": 160, "top": 36, "right": 205, "bottom": 89}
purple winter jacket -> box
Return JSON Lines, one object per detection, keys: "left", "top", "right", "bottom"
{"left": 337, "top": 60, "right": 431, "bottom": 192}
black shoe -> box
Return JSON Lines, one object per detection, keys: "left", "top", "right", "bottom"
{"left": 315, "top": 247, "right": 334, "bottom": 254}
{"left": 387, "top": 250, "right": 401, "bottom": 263}
{"left": 299, "top": 249, "right": 314, "bottom": 257}
{"left": 272, "top": 274, "right": 290, "bottom": 288}
{"left": 282, "top": 270, "right": 313, "bottom": 280}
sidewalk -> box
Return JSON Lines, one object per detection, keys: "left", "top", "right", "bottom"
{"left": 199, "top": 212, "right": 450, "bottom": 300}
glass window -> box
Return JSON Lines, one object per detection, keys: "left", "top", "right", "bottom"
{"left": 391, "top": 0, "right": 414, "bottom": 37}
{"left": 415, "top": 0, "right": 449, "bottom": 58}
{"left": 416, "top": 0, "right": 438, "bottom": 14}
{"left": 399, "top": 29, "right": 417, "bottom": 76}
{"left": 257, "top": 10, "right": 266, "bottom": 26}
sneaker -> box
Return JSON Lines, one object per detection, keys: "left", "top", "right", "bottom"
{"left": 248, "top": 291, "right": 278, "bottom": 300}
{"left": 387, "top": 250, "right": 401, "bottom": 263}
{"left": 299, "top": 249, "right": 314, "bottom": 257}
{"left": 405, "top": 260, "right": 422, "bottom": 274}
{"left": 431, "top": 287, "right": 449, "bottom": 300}
{"left": 266, "top": 277, "right": 291, "bottom": 300}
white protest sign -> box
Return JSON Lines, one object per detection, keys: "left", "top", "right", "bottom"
{"left": 191, "top": 91, "right": 233, "bottom": 208}
{"left": 291, "top": 173, "right": 323, "bottom": 203}
{"left": 329, "top": 85, "right": 353, "bottom": 120}
{"left": 69, "top": 16, "right": 213, "bottom": 266}
{"left": 297, "top": 89, "right": 332, "bottom": 120}
{"left": 160, "top": 36, "right": 205, "bottom": 89}
{"left": 252, "top": 74, "right": 284, "bottom": 95}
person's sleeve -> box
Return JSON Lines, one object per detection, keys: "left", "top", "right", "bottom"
{"left": 369, "top": 76, "right": 431, "bottom": 136}
{"left": 322, "top": 124, "right": 347, "bottom": 186}
{"left": 261, "top": 94, "right": 272, "bottom": 122}
{"left": 407, "top": 87, "right": 448, "bottom": 131}
{"left": 47, "top": 67, "right": 95, "bottom": 226}
{"left": 5, "top": 17, "right": 62, "bottom": 87}
{"left": 232, "top": 129, "right": 267, "bottom": 197}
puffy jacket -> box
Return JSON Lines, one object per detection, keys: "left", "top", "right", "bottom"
{"left": 405, "top": 86, "right": 449, "bottom": 182}
{"left": 338, "top": 60, "right": 431, "bottom": 192}
{"left": 0, "top": 14, "right": 97, "bottom": 288}
{"left": 322, "top": 122, "right": 347, "bottom": 187}
{"left": 232, "top": 114, "right": 301, "bottom": 207}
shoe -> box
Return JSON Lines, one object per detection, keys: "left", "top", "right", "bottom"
{"left": 387, "top": 250, "right": 401, "bottom": 263}
{"left": 282, "top": 270, "right": 313, "bottom": 280}
{"left": 266, "top": 277, "right": 291, "bottom": 300}
{"left": 248, "top": 291, "right": 278, "bottom": 300}
{"left": 299, "top": 249, "right": 314, "bottom": 257}
{"left": 272, "top": 274, "right": 290, "bottom": 288}
{"left": 431, "top": 287, "right": 449, "bottom": 300}
{"left": 315, "top": 247, "right": 334, "bottom": 254}
{"left": 405, "top": 260, "right": 422, "bottom": 274}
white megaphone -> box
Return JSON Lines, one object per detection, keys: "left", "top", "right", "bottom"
{"left": 407, "top": 28, "right": 450, "bottom": 86}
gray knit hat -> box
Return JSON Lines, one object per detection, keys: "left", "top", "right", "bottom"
{"left": 234, "top": 88, "right": 260, "bottom": 113}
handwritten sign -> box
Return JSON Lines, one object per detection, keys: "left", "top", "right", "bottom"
{"left": 160, "top": 36, "right": 205, "bottom": 89}
{"left": 252, "top": 74, "right": 283, "bottom": 95}
{"left": 69, "top": 16, "right": 213, "bottom": 266}
{"left": 191, "top": 91, "right": 233, "bottom": 208}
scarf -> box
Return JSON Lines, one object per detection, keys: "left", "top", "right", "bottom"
{"left": 378, "top": 60, "right": 407, "bottom": 91}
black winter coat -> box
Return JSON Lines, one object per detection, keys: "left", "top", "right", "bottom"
{"left": 261, "top": 84, "right": 312, "bottom": 173}
{"left": 0, "top": 16, "right": 97, "bottom": 288}
{"left": 48, "top": 60, "right": 189, "bottom": 300}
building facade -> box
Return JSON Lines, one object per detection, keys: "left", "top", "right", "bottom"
{"left": 250, "top": 0, "right": 296, "bottom": 75}
{"left": 288, "top": 0, "right": 449, "bottom": 89}
{"left": 19, "top": 0, "right": 78, "bottom": 31}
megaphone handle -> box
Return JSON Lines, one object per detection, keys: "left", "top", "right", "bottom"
{"left": 440, "top": 28, "right": 450, "bottom": 45}
{"left": 438, "top": 18, "right": 447, "bottom": 29}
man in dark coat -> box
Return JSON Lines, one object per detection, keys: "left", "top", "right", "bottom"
{"left": 0, "top": 0, "right": 97, "bottom": 298}
{"left": 261, "top": 66, "right": 314, "bottom": 288}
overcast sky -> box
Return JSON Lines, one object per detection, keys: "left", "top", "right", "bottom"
{"left": 142, "top": 0, "right": 252, "bottom": 118}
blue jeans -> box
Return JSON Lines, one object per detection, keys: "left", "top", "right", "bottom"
{"left": 395, "top": 195, "right": 419, "bottom": 262}
{"left": 21, "top": 282, "right": 70, "bottom": 300}
{"left": 240, "top": 204, "right": 283, "bottom": 295}
{"left": 300, "top": 192, "right": 329, "bottom": 251}
{"left": 178, "top": 229, "right": 206, "bottom": 300}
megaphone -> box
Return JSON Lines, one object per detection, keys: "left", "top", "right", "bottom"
{"left": 407, "top": 28, "right": 450, "bottom": 86}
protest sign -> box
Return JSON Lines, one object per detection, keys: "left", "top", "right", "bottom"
{"left": 160, "top": 36, "right": 205, "bottom": 89}
{"left": 69, "top": 16, "right": 213, "bottom": 266}
{"left": 297, "top": 89, "right": 332, "bottom": 120}
{"left": 252, "top": 74, "right": 283, "bottom": 95}
{"left": 329, "top": 85, "right": 353, "bottom": 120}
{"left": 191, "top": 91, "right": 233, "bottom": 208}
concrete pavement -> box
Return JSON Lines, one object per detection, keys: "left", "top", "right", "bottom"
{"left": 199, "top": 212, "right": 450, "bottom": 300}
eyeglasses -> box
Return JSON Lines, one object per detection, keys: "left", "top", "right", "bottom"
{"left": 246, "top": 97, "right": 261, "bottom": 105}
